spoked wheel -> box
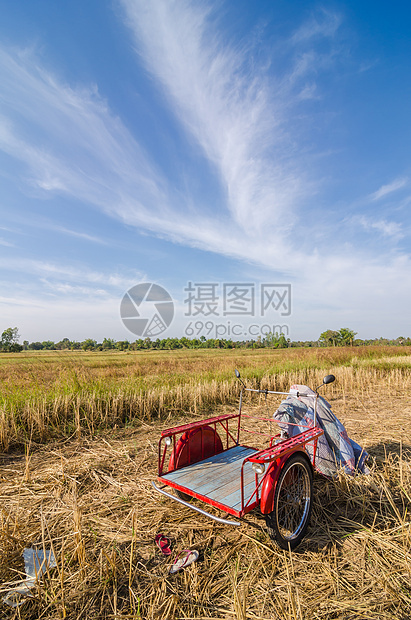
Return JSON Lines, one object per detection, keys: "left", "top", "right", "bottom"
{"left": 265, "top": 453, "right": 313, "bottom": 550}
{"left": 175, "top": 489, "right": 192, "bottom": 502}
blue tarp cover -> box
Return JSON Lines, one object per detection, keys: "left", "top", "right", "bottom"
{"left": 273, "top": 385, "right": 369, "bottom": 477}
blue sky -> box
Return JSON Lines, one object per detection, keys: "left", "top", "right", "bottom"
{"left": 1, "top": 0, "right": 411, "bottom": 342}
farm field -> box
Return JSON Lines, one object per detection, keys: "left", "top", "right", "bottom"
{"left": 1, "top": 346, "right": 411, "bottom": 618}
{"left": 1, "top": 345, "right": 411, "bottom": 451}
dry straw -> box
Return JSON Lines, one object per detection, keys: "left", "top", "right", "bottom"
{"left": 1, "top": 347, "right": 411, "bottom": 618}
{"left": 1, "top": 345, "right": 411, "bottom": 451}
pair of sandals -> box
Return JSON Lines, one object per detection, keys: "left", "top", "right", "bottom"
{"left": 155, "top": 534, "right": 199, "bottom": 574}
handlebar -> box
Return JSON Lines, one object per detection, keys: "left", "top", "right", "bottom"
{"left": 241, "top": 387, "right": 311, "bottom": 397}
{"left": 235, "top": 369, "right": 335, "bottom": 396}
{"left": 235, "top": 370, "right": 335, "bottom": 429}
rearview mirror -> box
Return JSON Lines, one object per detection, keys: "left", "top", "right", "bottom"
{"left": 234, "top": 368, "right": 246, "bottom": 388}
{"left": 323, "top": 374, "right": 335, "bottom": 385}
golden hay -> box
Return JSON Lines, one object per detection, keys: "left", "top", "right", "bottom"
{"left": 1, "top": 345, "right": 411, "bottom": 452}
{"left": 1, "top": 362, "right": 411, "bottom": 618}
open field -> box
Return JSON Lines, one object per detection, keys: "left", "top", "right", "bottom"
{"left": 1, "top": 347, "right": 411, "bottom": 618}
{"left": 1, "top": 346, "right": 411, "bottom": 451}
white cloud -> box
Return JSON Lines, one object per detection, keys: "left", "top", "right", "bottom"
{"left": 0, "top": 6, "right": 343, "bottom": 263}
{"left": 40, "top": 280, "right": 110, "bottom": 297}
{"left": 0, "top": 3, "right": 410, "bottom": 340}
{"left": 369, "top": 177, "right": 408, "bottom": 201}
{"left": 2, "top": 257, "right": 145, "bottom": 291}
{"left": 0, "top": 237, "right": 14, "bottom": 247}
{"left": 120, "top": 0, "right": 312, "bottom": 234}
{"left": 356, "top": 215, "right": 403, "bottom": 239}
{"left": 0, "top": 47, "right": 169, "bottom": 224}
{"left": 290, "top": 9, "right": 342, "bottom": 44}
{"left": 46, "top": 225, "right": 107, "bottom": 244}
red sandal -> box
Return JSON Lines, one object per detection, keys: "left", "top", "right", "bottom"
{"left": 155, "top": 534, "right": 172, "bottom": 556}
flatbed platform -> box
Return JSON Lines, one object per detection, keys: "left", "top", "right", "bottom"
{"left": 158, "top": 445, "right": 262, "bottom": 515}
{"left": 154, "top": 371, "right": 334, "bottom": 548}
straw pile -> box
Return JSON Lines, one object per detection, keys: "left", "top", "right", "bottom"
{"left": 1, "top": 370, "right": 411, "bottom": 619}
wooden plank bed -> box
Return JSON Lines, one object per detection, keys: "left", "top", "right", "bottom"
{"left": 158, "top": 445, "right": 261, "bottom": 516}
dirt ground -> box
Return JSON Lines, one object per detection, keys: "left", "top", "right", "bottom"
{"left": 1, "top": 382, "right": 411, "bottom": 619}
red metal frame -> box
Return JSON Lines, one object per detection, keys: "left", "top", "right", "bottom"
{"left": 157, "top": 406, "right": 324, "bottom": 518}
{"left": 159, "top": 412, "right": 241, "bottom": 476}
{"left": 243, "top": 428, "right": 323, "bottom": 515}
{"left": 157, "top": 476, "right": 249, "bottom": 518}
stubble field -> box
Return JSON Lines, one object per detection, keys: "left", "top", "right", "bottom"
{"left": 1, "top": 346, "right": 411, "bottom": 619}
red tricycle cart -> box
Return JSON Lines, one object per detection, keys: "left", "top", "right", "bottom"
{"left": 152, "top": 371, "right": 335, "bottom": 549}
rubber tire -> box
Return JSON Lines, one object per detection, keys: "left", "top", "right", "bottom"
{"left": 175, "top": 490, "right": 192, "bottom": 502}
{"left": 265, "top": 453, "right": 313, "bottom": 550}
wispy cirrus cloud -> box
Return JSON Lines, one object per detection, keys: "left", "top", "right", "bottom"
{"left": 0, "top": 46, "right": 169, "bottom": 223}
{"left": 0, "top": 4, "right": 320, "bottom": 264}
{"left": 0, "top": 0, "right": 410, "bottom": 338}
{"left": 290, "top": 9, "right": 342, "bottom": 44}
{"left": 357, "top": 215, "right": 403, "bottom": 239}
{"left": 1, "top": 257, "right": 145, "bottom": 291}
{"left": 45, "top": 224, "right": 107, "bottom": 245}
{"left": 0, "top": 238, "right": 14, "bottom": 247}
{"left": 0, "top": 0, "right": 354, "bottom": 267}
{"left": 120, "top": 0, "right": 315, "bottom": 234}
{"left": 369, "top": 177, "right": 408, "bottom": 201}
{"left": 0, "top": 42, "right": 245, "bottom": 256}
{"left": 40, "top": 280, "right": 110, "bottom": 297}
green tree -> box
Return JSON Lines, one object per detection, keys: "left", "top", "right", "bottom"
{"left": 319, "top": 328, "right": 357, "bottom": 346}
{"left": 56, "top": 337, "right": 72, "bottom": 350}
{"left": 1, "top": 327, "right": 22, "bottom": 352}
{"left": 264, "top": 331, "right": 289, "bottom": 348}
{"left": 338, "top": 327, "right": 357, "bottom": 346}
{"left": 29, "top": 341, "right": 44, "bottom": 350}
{"left": 264, "top": 331, "right": 280, "bottom": 347}
{"left": 278, "top": 333, "right": 289, "bottom": 348}
{"left": 82, "top": 338, "right": 97, "bottom": 351}
{"left": 319, "top": 330, "right": 340, "bottom": 347}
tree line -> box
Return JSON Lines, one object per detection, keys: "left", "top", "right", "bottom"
{"left": 1, "top": 326, "right": 411, "bottom": 353}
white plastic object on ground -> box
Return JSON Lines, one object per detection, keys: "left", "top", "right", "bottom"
{"left": 2, "top": 547, "right": 56, "bottom": 608}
